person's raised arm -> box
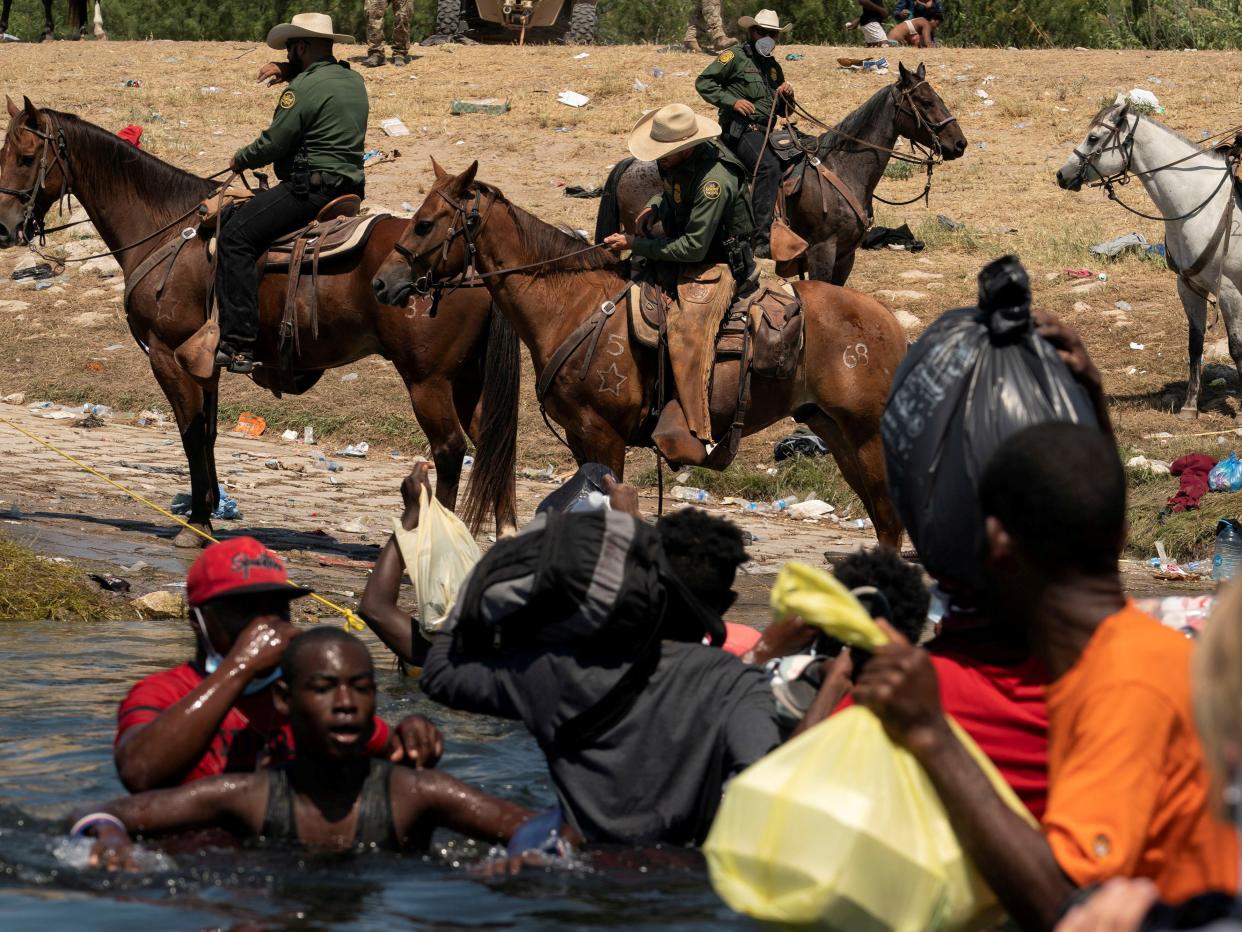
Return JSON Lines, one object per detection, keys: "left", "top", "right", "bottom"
{"left": 855, "top": 640, "right": 1073, "bottom": 931}
{"left": 114, "top": 619, "right": 298, "bottom": 792}
{"left": 396, "top": 770, "right": 531, "bottom": 846}
{"left": 359, "top": 463, "right": 433, "bottom": 665}
{"left": 1034, "top": 308, "right": 1113, "bottom": 439}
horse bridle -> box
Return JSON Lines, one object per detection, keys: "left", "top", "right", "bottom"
{"left": 391, "top": 187, "right": 489, "bottom": 297}
{"left": 0, "top": 115, "right": 72, "bottom": 244}
{"left": 1069, "top": 108, "right": 1136, "bottom": 190}
{"left": 891, "top": 78, "right": 958, "bottom": 157}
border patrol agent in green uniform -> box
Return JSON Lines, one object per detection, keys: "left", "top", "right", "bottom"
{"left": 604, "top": 104, "right": 756, "bottom": 466}
{"left": 216, "top": 12, "right": 369, "bottom": 374}
{"left": 695, "top": 8, "right": 795, "bottom": 258}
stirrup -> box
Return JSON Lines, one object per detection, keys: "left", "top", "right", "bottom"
{"left": 214, "top": 350, "right": 260, "bottom": 374}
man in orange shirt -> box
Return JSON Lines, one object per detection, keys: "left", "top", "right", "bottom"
{"left": 856, "top": 422, "right": 1236, "bottom": 931}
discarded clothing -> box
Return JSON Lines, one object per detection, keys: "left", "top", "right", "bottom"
{"left": 563, "top": 185, "right": 603, "bottom": 199}
{"left": 1167, "top": 454, "right": 1217, "bottom": 512}
{"left": 860, "top": 223, "right": 924, "bottom": 252}
{"left": 116, "top": 125, "right": 143, "bottom": 149}
{"left": 1089, "top": 232, "right": 1149, "bottom": 258}
{"left": 171, "top": 483, "right": 241, "bottom": 520}
{"left": 773, "top": 428, "right": 829, "bottom": 461}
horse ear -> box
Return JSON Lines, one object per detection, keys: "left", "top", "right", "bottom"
{"left": 5, "top": 96, "right": 19, "bottom": 119}
{"left": 430, "top": 157, "right": 448, "bottom": 182}
{"left": 21, "top": 96, "right": 37, "bottom": 118}
{"left": 897, "top": 61, "right": 910, "bottom": 82}
{"left": 916, "top": 62, "right": 926, "bottom": 79}
{"left": 452, "top": 161, "right": 479, "bottom": 195}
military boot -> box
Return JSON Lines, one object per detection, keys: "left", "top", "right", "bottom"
{"left": 363, "top": 52, "right": 385, "bottom": 67}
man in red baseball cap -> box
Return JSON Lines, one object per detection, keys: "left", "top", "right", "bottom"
{"left": 114, "top": 536, "right": 443, "bottom": 792}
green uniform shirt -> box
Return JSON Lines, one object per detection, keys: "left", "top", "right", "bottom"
{"left": 695, "top": 42, "right": 789, "bottom": 127}
{"left": 631, "top": 140, "right": 754, "bottom": 265}
{"left": 234, "top": 59, "right": 369, "bottom": 187}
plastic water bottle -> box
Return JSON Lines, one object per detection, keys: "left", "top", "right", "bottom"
{"left": 739, "top": 500, "right": 773, "bottom": 513}
{"left": 671, "top": 487, "right": 711, "bottom": 503}
{"left": 772, "top": 495, "right": 801, "bottom": 511}
{"left": 1212, "top": 519, "right": 1242, "bottom": 583}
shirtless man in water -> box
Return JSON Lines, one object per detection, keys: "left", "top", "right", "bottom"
{"left": 76, "top": 629, "right": 531, "bottom": 859}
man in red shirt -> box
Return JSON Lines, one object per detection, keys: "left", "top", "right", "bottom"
{"left": 114, "top": 536, "right": 442, "bottom": 791}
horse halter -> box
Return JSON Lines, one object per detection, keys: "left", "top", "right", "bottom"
{"left": 0, "top": 115, "right": 72, "bottom": 244}
{"left": 1070, "top": 109, "right": 1136, "bottom": 190}
{"left": 391, "top": 187, "right": 488, "bottom": 297}
{"left": 891, "top": 79, "right": 958, "bottom": 156}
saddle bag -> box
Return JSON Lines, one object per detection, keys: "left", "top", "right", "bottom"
{"left": 750, "top": 284, "right": 803, "bottom": 380}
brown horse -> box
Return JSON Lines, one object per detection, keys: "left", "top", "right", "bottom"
{"left": 596, "top": 62, "right": 967, "bottom": 286}
{"left": 0, "top": 98, "right": 518, "bottom": 545}
{"left": 373, "top": 161, "right": 908, "bottom": 546}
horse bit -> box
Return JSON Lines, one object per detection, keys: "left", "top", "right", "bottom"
{"left": 0, "top": 116, "right": 71, "bottom": 245}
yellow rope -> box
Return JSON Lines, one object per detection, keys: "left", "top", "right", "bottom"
{"left": 0, "top": 413, "right": 366, "bottom": 631}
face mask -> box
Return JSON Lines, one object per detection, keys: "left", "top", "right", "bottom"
{"left": 755, "top": 36, "right": 777, "bottom": 57}
{"left": 193, "top": 608, "right": 283, "bottom": 696}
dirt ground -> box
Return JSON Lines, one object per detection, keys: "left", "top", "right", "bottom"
{"left": 0, "top": 40, "right": 1238, "bottom": 591}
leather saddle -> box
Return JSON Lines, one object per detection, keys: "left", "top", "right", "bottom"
{"left": 203, "top": 195, "right": 386, "bottom": 269}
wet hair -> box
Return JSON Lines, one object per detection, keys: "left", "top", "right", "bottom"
{"left": 978, "top": 423, "right": 1125, "bottom": 576}
{"left": 657, "top": 508, "right": 749, "bottom": 615}
{"left": 283, "top": 628, "right": 372, "bottom": 683}
{"left": 833, "top": 547, "right": 930, "bottom": 645}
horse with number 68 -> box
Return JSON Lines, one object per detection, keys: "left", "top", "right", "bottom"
{"left": 1057, "top": 97, "right": 1242, "bottom": 420}
{"left": 372, "top": 160, "right": 908, "bottom": 547}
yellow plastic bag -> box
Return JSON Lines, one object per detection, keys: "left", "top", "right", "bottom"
{"left": 392, "top": 486, "right": 481, "bottom": 636}
{"left": 704, "top": 561, "right": 1033, "bottom": 931}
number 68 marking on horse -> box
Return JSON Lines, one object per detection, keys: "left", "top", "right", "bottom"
{"left": 843, "top": 343, "right": 869, "bottom": 369}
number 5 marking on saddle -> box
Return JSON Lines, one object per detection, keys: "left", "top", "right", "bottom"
{"left": 605, "top": 334, "right": 626, "bottom": 357}
{"left": 843, "top": 343, "right": 869, "bottom": 369}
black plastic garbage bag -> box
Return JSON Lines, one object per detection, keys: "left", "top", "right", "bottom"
{"left": 536, "top": 463, "right": 617, "bottom": 515}
{"left": 881, "top": 256, "right": 1100, "bottom": 592}
{"left": 774, "top": 429, "right": 829, "bottom": 461}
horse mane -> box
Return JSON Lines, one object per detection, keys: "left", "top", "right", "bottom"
{"left": 42, "top": 110, "right": 215, "bottom": 222}
{"left": 819, "top": 85, "right": 894, "bottom": 155}
{"left": 474, "top": 181, "right": 620, "bottom": 275}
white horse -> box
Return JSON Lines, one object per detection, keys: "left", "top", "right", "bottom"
{"left": 1056, "top": 97, "right": 1241, "bottom": 419}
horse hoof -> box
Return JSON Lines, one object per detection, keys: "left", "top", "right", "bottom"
{"left": 1177, "top": 406, "right": 1200, "bottom": 421}
{"left": 172, "top": 524, "right": 212, "bottom": 549}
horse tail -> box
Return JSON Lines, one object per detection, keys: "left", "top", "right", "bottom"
{"left": 594, "top": 156, "right": 636, "bottom": 242}
{"left": 462, "top": 305, "right": 519, "bottom": 534}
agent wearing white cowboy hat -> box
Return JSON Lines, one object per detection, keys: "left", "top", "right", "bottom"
{"left": 214, "top": 13, "right": 368, "bottom": 375}
{"left": 603, "top": 104, "right": 756, "bottom": 467}
{"left": 695, "top": 9, "right": 795, "bottom": 258}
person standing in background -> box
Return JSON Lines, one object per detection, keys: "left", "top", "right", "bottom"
{"left": 365, "top": 0, "right": 413, "bottom": 67}
{"left": 684, "top": 0, "right": 732, "bottom": 54}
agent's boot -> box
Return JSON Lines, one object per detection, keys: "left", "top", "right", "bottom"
{"left": 652, "top": 400, "right": 709, "bottom": 468}
{"left": 214, "top": 348, "right": 259, "bottom": 374}
{"left": 363, "top": 51, "right": 385, "bottom": 67}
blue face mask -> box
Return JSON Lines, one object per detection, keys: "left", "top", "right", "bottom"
{"left": 755, "top": 36, "right": 777, "bottom": 57}
{"left": 193, "top": 609, "right": 283, "bottom": 696}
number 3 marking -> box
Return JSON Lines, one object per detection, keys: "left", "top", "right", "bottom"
{"left": 843, "top": 343, "right": 869, "bottom": 369}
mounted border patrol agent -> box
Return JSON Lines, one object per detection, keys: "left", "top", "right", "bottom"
{"left": 603, "top": 104, "right": 757, "bottom": 467}
{"left": 216, "top": 12, "right": 368, "bottom": 375}
{"left": 695, "top": 8, "right": 795, "bottom": 259}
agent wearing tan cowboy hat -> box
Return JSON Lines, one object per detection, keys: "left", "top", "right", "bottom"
{"left": 215, "top": 13, "right": 368, "bottom": 374}
{"left": 696, "top": 9, "right": 795, "bottom": 258}
{"left": 603, "top": 104, "right": 756, "bottom": 467}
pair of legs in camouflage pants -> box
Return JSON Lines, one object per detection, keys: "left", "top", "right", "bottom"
{"left": 367, "top": 0, "right": 412, "bottom": 58}
{"left": 684, "top": 0, "right": 732, "bottom": 52}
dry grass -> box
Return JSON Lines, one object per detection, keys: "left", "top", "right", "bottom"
{"left": 0, "top": 535, "right": 118, "bottom": 621}
{"left": 2, "top": 42, "right": 1242, "bottom": 553}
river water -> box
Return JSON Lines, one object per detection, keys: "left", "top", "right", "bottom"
{"left": 0, "top": 619, "right": 749, "bottom": 930}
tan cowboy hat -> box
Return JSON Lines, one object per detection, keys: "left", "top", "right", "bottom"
{"left": 738, "top": 9, "right": 793, "bottom": 32}
{"left": 266, "top": 12, "right": 354, "bottom": 50}
{"left": 627, "top": 104, "right": 721, "bottom": 162}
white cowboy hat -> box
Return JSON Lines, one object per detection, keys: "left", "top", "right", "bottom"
{"left": 738, "top": 9, "right": 793, "bottom": 32}
{"left": 627, "top": 104, "right": 721, "bottom": 162}
{"left": 266, "top": 12, "right": 354, "bottom": 50}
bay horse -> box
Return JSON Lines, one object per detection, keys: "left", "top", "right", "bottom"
{"left": 372, "top": 161, "right": 907, "bottom": 547}
{"left": 1057, "top": 98, "right": 1242, "bottom": 420}
{"left": 596, "top": 62, "right": 967, "bottom": 286}
{"left": 0, "top": 98, "right": 518, "bottom": 545}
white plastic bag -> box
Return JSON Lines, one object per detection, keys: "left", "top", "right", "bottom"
{"left": 392, "top": 486, "right": 480, "bottom": 636}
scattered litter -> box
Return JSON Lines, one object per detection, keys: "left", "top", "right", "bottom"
{"left": 564, "top": 185, "right": 603, "bottom": 199}
{"left": 2, "top": 392, "right": 24, "bottom": 405}
{"left": 338, "top": 517, "right": 370, "bottom": 534}
{"left": 362, "top": 148, "right": 383, "bottom": 165}
{"left": 554, "top": 126, "right": 571, "bottom": 133}
{"left": 311, "top": 451, "right": 342, "bottom": 472}
{"left": 73, "top": 413, "right": 105, "bottom": 429}
{"left": 171, "top": 483, "right": 240, "bottom": 520}
{"left": 650, "top": 67, "right": 665, "bottom": 77}
{"left": 450, "top": 98, "right": 510, "bottom": 116}
{"left": 229, "top": 412, "right": 266, "bottom": 438}
{"left": 522, "top": 464, "right": 557, "bottom": 481}
{"left": 557, "top": 91, "right": 590, "bottom": 108}
{"left": 671, "top": 486, "right": 712, "bottom": 503}
{"left": 1127, "top": 455, "right": 1171, "bottom": 475}
{"left": 784, "top": 53, "right": 804, "bottom": 61}
{"left": 122, "top": 78, "right": 141, "bottom": 88}
{"left": 1, "top": 32, "right": 19, "bottom": 42}
{"left": 633, "top": 79, "right": 649, "bottom": 92}
{"left": 975, "top": 89, "right": 990, "bottom": 99}
{"left": 303, "top": 425, "right": 315, "bottom": 445}
{"left": 787, "top": 500, "right": 835, "bottom": 520}
{"left": 281, "top": 428, "right": 299, "bottom": 441}
{"left": 103, "top": 343, "right": 123, "bottom": 352}
{"left": 845, "top": 518, "right": 873, "bottom": 530}
{"left": 975, "top": 142, "right": 987, "bottom": 150}
{"left": 264, "top": 458, "right": 281, "bottom": 470}
{"left": 89, "top": 573, "right": 131, "bottom": 592}
{"left": 81, "top": 403, "right": 111, "bottom": 418}
{"left": 338, "top": 442, "right": 369, "bottom": 458}
{"left": 200, "top": 86, "right": 221, "bottom": 94}
{"left": 1126, "top": 87, "right": 1164, "bottom": 113}
{"left": 1063, "top": 268, "right": 1095, "bottom": 279}
{"left": 1090, "top": 232, "right": 1150, "bottom": 257}
{"left": 1130, "top": 342, "right": 1145, "bottom": 350}
{"left": 340, "top": 371, "right": 359, "bottom": 382}
{"left": 676, "top": 471, "right": 691, "bottom": 484}
{"left": 774, "top": 429, "right": 829, "bottom": 461}
{"left": 29, "top": 401, "right": 76, "bottom": 420}
{"left": 1115, "top": 300, "right": 1133, "bottom": 312}
{"left": 379, "top": 117, "right": 410, "bottom": 137}
{"left": 982, "top": 99, "right": 995, "bottom": 108}
{"left": 573, "top": 51, "right": 589, "bottom": 59}
{"left": 936, "top": 214, "right": 964, "bottom": 231}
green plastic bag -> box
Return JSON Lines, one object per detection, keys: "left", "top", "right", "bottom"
{"left": 704, "top": 562, "right": 1032, "bottom": 930}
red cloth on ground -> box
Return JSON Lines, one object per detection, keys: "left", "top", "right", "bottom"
{"left": 115, "top": 662, "right": 390, "bottom": 784}
{"left": 1168, "top": 453, "right": 1217, "bottom": 512}
{"left": 838, "top": 629, "right": 1050, "bottom": 819}
{"left": 116, "top": 125, "right": 143, "bottom": 148}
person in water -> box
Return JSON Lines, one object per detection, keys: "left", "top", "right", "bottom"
{"left": 114, "top": 536, "right": 442, "bottom": 791}
{"left": 77, "top": 628, "right": 531, "bottom": 860}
